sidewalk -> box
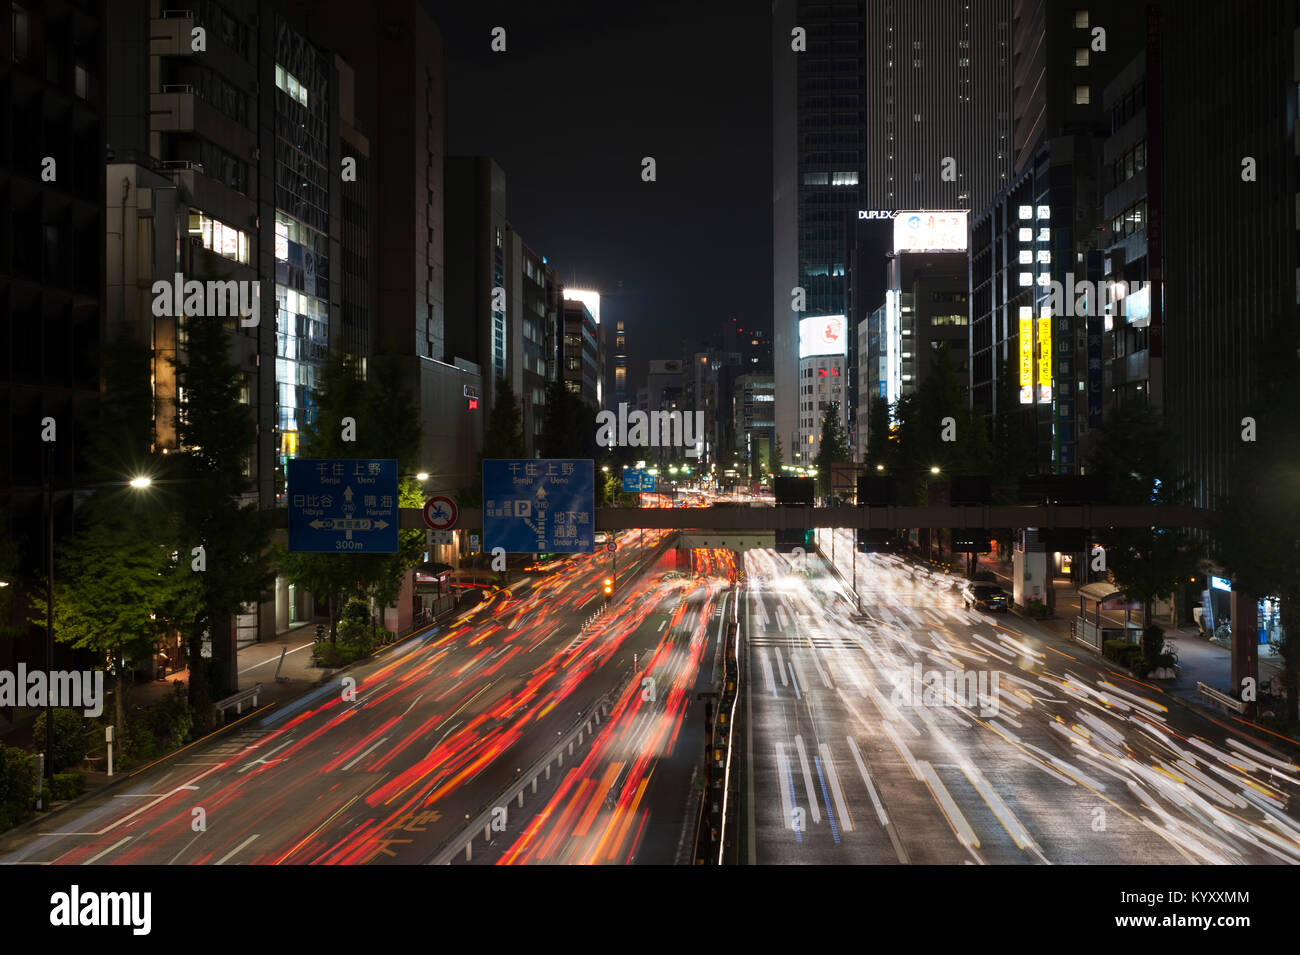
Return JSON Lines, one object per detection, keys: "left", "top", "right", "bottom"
{"left": 972, "top": 555, "right": 1283, "bottom": 705}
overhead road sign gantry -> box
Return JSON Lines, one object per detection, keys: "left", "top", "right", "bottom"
{"left": 288, "top": 458, "right": 399, "bottom": 553}
{"left": 483, "top": 459, "right": 595, "bottom": 554}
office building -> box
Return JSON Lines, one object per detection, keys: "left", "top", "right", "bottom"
{"left": 774, "top": 0, "right": 1013, "bottom": 479}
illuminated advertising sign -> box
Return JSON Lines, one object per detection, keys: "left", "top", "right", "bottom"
{"left": 799, "top": 314, "right": 847, "bottom": 358}
{"left": 1037, "top": 316, "right": 1052, "bottom": 404}
{"left": 893, "top": 210, "right": 968, "bottom": 253}
{"left": 1018, "top": 309, "right": 1033, "bottom": 404}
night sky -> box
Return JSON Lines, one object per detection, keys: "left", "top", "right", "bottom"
{"left": 424, "top": 0, "right": 772, "bottom": 396}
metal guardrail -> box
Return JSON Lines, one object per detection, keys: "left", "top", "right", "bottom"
{"left": 1197, "top": 681, "right": 1247, "bottom": 714}
{"left": 426, "top": 672, "right": 629, "bottom": 865}
{"left": 213, "top": 683, "right": 262, "bottom": 722}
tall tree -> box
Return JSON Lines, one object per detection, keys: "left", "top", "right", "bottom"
{"left": 1214, "top": 305, "right": 1300, "bottom": 719}
{"left": 170, "top": 316, "right": 275, "bottom": 725}
{"left": 863, "top": 394, "right": 893, "bottom": 472}
{"left": 1087, "top": 401, "right": 1202, "bottom": 628}
{"left": 27, "top": 334, "right": 183, "bottom": 737}
{"left": 279, "top": 351, "right": 425, "bottom": 641}
{"left": 813, "top": 401, "right": 850, "bottom": 498}
{"left": 769, "top": 432, "right": 784, "bottom": 478}
{"left": 538, "top": 380, "right": 591, "bottom": 458}
{"left": 484, "top": 377, "right": 525, "bottom": 459}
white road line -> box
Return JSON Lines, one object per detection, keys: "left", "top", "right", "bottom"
{"left": 658, "top": 620, "right": 667, "bottom": 632}
{"left": 341, "top": 736, "right": 390, "bottom": 772}
{"left": 760, "top": 650, "right": 775, "bottom": 695}
{"left": 776, "top": 744, "right": 795, "bottom": 831}
{"left": 215, "top": 834, "right": 260, "bottom": 865}
{"left": 82, "top": 836, "right": 132, "bottom": 865}
{"left": 917, "top": 760, "right": 980, "bottom": 849}
{"left": 236, "top": 737, "right": 296, "bottom": 774}
{"left": 792, "top": 654, "right": 816, "bottom": 694}
{"left": 774, "top": 647, "right": 789, "bottom": 686}
{"left": 793, "top": 735, "right": 821, "bottom": 825}
{"left": 239, "top": 641, "right": 314, "bottom": 673}
{"left": 846, "top": 736, "right": 889, "bottom": 827}
{"left": 818, "top": 742, "right": 853, "bottom": 832}
{"left": 788, "top": 662, "right": 802, "bottom": 700}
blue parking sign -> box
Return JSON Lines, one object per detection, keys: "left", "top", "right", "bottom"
{"left": 483, "top": 459, "right": 594, "bottom": 554}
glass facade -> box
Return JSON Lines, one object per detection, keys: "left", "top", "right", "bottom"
{"left": 273, "top": 20, "right": 331, "bottom": 482}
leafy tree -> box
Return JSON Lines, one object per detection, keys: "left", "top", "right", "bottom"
{"left": 769, "top": 433, "right": 784, "bottom": 477}
{"left": 1214, "top": 305, "right": 1300, "bottom": 720}
{"left": 279, "top": 351, "right": 425, "bottom": 644}
{"left": 31, "top": 709, "right": 86, "bottom": 772}
{"left": 485, "top": 378, "right": 525, "bottom": 459}
{"left": 28, "top": 333, "right": 184, "bottom": 739}
{"left": 813, "top": 401, "right": 850, "bottom": 498}
{"left": 169, "top": 315, "right": 276, "bottom": 727}
{"left": 539, "top": 380, "right": 592, "bottom": 458}
{"left": 1087, "top": 401, "right": 1202, "bottom": 629}
{"left": 0, "top": 511, "right": 23, "bottom": 641}
{"left": 863, "top": 395, "right": 893, "bottom": 472}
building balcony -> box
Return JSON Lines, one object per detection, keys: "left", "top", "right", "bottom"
{"left": 150, "top": 13, "right": 198, "bottom": 57}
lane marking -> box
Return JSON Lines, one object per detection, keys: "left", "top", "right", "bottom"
{"left": 82, "top": 836, "right": 132, "bottom": 865}
{"left": 215, "top": 833, "right": 260, "bottom": 866}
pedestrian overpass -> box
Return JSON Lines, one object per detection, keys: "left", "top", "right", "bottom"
{"left": 392, "top": 504, "right": 1213, "bottom": 532}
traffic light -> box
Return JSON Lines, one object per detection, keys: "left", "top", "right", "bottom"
{"left": 603, "top": 577, "right": 613, "bottom": 598}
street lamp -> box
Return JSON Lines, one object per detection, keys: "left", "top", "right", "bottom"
{"left": 416, "top": 472, "right": 430, "bottom": 482}
{"left": 43, "top": 464, "right": 154, "bottom": 794}
{"left": 930, "top": 466, "right": 941, "bottom": 475}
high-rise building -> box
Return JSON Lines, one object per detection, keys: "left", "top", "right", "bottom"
{"left": 1158, "top": 0, "right": 1299, "bottom": 514}
{"left": 1, "top": 0, "right": 108, "bottom": 667}
{"left": 610, "top": 319, "right": 628, "bottom": 409}
{"left": 863, "top": 0, "right": 1013, "bottom": 211}
{"left": 733, "top": 373, "right": 775, "bottom": 483}
{"left": 444, "top": 156, "right": 507, "bottom": 396}
{"left": 505, "top": 231, "right": 558, "bottom": 456}
{"left": 561, "top": 295, "right": 600, "bottom": 407}
{"left": 969, "top": 0, "right": 1148, "bottom": 475}
{"left": 773, "top": 0, "right": 1012, "bottom": 477}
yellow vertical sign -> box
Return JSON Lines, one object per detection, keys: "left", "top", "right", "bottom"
{"left": 1037, "top": 316, "right": 1052, "bottom": 403}
{"left": 1018, "top": 312, "right": 1033, "bottom": 404}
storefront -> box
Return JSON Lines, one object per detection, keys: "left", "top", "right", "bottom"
{"left": 1195, "top": 575, "right": 1284, "bottom": 645}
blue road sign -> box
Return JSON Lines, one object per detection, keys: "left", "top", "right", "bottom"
{"left": 288, "top": 458, "right": 399, "bottom": 553}
{"left": 483, "top": 459, "right": 595, "bottom": 554}
{"left": 622, "top": 469, "right": 656, "bottom": 492}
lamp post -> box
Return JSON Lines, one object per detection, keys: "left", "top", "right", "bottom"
{"left": 43, "top": 451, "right": 153, "bottom": 794}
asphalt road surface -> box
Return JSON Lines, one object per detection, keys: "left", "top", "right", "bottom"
{"left": 0, "top": 532, "right": 689, "bottom": 865}
{"left": 737, "top": 531, "right": 1300, "bottom": 864}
